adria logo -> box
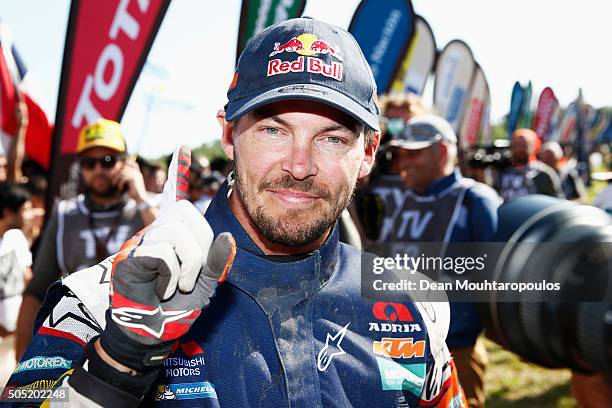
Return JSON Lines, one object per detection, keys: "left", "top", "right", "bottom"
{"left": 372, "top": 302, "right": 414, "bottom": 322}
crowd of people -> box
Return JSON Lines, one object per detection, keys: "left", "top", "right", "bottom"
{"left": 0, "top": 16, "right": 609, "bottom": 407}
{"left": 0, "top": 118, "right": 230, "bottom": 385}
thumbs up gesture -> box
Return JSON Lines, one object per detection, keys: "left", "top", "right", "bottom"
{"left": 99, "top": 146, "right": 235, "bottom": 371}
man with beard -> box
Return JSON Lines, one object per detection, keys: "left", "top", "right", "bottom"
{"left": 15, "top": 119, "right": 157, "bottom": 358}
{"left": 494, "top": 128, "right": 563, "bottom": 202}
{"left": 5, "top": 19, "right": 466, "bottom": 407}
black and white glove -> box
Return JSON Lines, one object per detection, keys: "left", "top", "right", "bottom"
{"left": 102, "top": 146, "right": 235, "bottom": 370}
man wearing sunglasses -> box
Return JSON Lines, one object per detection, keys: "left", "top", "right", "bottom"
{"left": 353, "top": 94, "right": 428, "bottom": 243}
{"left": 15, "top": 119, "right": 157, "bottom": 358}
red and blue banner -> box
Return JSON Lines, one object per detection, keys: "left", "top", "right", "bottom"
{"left": 534, "top": 87, "right": 559, "bottom": 141}
{"left": 458, "top": 63, "right": 488, "bottom": 148}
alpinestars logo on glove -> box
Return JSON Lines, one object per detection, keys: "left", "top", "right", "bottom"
{"left": 112, "top": 306, "right": 195, "bottom": 338}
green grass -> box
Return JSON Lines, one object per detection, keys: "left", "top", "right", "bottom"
{"left": 485, "top": 339, "right": 577, "bottom": 408}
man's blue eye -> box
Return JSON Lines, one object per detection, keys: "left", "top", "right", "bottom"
{"left": 266, "top": 128, "right": 279, "bottom": 135}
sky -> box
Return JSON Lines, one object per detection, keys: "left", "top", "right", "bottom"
{"left": 1, "top": 0, "right": 611, "bottom": 158}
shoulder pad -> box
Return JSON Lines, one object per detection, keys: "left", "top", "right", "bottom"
{"left": 62, "top": 255, "right": 113, "bottom": 329}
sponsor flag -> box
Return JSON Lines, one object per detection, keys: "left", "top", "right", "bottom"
{"left": 548, "top": 103, "right": 562, "bottom": 140}
{"left": 507, "top": 81, "right": 524, "bottom": 137}
{"left": 574, "top": 90, "right": 590, "bottom": 183}
{"left": 534, "top": 87, "right": 559, "bottom": 141}
{"left": 479, "top": 80, "right": 492, "bottom": 145}
{"left": 597, "top": 115, "right": 612, "bottom": 144}
{"left": 235, "top": 0, "right": 307, "bottom": 64}
{"left": 590, "top": 109, "right": 610, "bottom": 144}
{"left": 458, "top": 63, "right": 488, "bottom": 148}
{"left": 0, "top": 22, "right": 53, "bottom": 168}
{"left": 520, "top": 80, "right": 532, "bottom": 129}
{"left": 47, "top": 0, "right": 170, "bottom": 208}
{"left": 390, "top": 14, "right": 436, "bottom": 96}
{"left": 349, "top": 0, "right": 415, "bottom": 93}
{"left": 553, "top": 101, "right": 578, "bottom": 144}
{"left": 433, "top": 39, "right": 475, "bottom": 133}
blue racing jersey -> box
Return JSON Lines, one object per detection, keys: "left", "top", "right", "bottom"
{"left": 3, "top": 183, "right": 466, "bottom": 407}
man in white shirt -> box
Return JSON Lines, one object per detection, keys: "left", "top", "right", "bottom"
{"left": 0, "top": 181, "right": 32, "bottom": 384}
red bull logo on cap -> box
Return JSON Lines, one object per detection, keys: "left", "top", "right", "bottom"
{"left": 269, "top": 34, "right": 343, "bottom": 61}
{"left": 267, "top": 33, "right": 343, "bottom": 81}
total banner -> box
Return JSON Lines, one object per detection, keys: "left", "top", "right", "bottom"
{"left": 47, "top": 0, "right": 171, "bottom": 208}
{"left": 349, "top": 0, "right": 415, "bottom": 94}
{"left": 390, "top": 14, "right": 436, "bottom": 96}
{"left": 433, "top": 39, "right": 475, "bottom": 133}
{"left": 235, "top": 0, "right": 307, "bottom": 64}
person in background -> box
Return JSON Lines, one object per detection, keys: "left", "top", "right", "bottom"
{"left": 379, "top": 115, "right": 501, "bottom": 408}
{"left": 0, "top": 155, "right": 7, "bottom": 182}
{"left": 210, "top": 156, "right": 232, "bottom": 177}
{"left": 540, "top": 141, "right": 586, "bottom": 202}
{"left": 0, "top": 182, "right": 32, "bottom": 385}
{"left": 136, "top": 157, "right": 167, "bottom": 195}
{"left": 15, "top": 119, "right": 158, "bottom": 359}
{"left": 190, "top": 171, "right": 223, "bottom": 214}
{"left": 21, "top": 175, "right": 47, "bottom": 248}
{"left": 494, "top": 128, "right": 563, "bottom": 202}
{"left": 353, "top": 93, "right": 429, "bottom": 245}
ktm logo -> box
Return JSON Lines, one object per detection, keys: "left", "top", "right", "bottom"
{"left": 373, "top": 338, "right": 426, "bottom": 359}
{"left": 372, "top": 302, "right": 414, "bottom": 322}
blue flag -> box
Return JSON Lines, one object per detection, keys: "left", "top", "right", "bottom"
{"left": 507, "top": 81, "right": 524, "bottom": 137}
{"left": 349, "top": 0, "right": 415, "bottom": 93}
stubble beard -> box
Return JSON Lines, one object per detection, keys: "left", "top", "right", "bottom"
{"left": 234, "top": 165, "right": 356, "bottom": 247}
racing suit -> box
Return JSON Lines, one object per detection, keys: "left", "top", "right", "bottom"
{"left": 3, "top": 182, "right": 467, "bottom": 407}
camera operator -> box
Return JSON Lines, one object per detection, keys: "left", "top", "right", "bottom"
{"left": 494, "top": 128, "right": 563, "bottom": 202}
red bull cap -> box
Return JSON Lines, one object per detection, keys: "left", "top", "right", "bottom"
{"left": 225, "top": 18, "right": 380, "bottom": 131}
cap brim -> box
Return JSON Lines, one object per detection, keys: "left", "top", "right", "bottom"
{"left": 77, "top": 141, "right": 126, "bottom": 155}
{"left": 386, "top": 140, "right": 434, "bottom": 150}
{"left": 225, "top": 84, "right": 380, "bottom": 131}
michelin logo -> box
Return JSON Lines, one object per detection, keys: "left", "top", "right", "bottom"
{"left": 154, "top": 382, "right": 218, "bottom": 401}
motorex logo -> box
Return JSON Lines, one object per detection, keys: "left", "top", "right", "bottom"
{"left": 14, "top": 356, "right": 71, "bottom": 374}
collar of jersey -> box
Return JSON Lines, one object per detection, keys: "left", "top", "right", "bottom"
{"left": 204, "top": 181, "right": 340, "bottom": 308}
